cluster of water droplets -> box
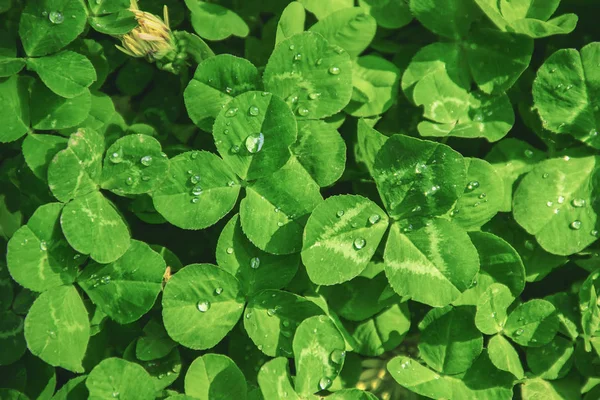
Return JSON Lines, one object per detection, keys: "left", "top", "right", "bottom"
{"left": 334, "top": 210, "right": 383, "bottom": 250}
{"left": 88, "top": 273, "right": 112, "bottom": 289}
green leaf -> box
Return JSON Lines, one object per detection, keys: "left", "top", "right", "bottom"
{"left": 162, "top": 264, "right": 244, "bottom": 350}
{"left": 384, "top": 219, "right": 479, "bottom": 307}
{"left": 451, "top": 158, "right": 504, "bottom": 231}
{"left": 258, "top": 358, "right": 301, "bottom": 400}
{"left": 328, "top": 389, "right": 378, "bottom": 400}
{"left": 373, "top": 134, "right": 466, "bottom": 219}
{"left": 310, "top": 8, "right": 377, "bottom": 58}
{"left": 88, "top": 10, "right": 137, "bottom": 35}
{"left": 24, "top": 285, "right": 89, "bottom": 372}
{"left": 0, "top": 33, "right": 26, "bottom": 77}
{"left": 466, "top": 28, "right": 533, "bottom": 95}
{"left": 345, "top": 303, "right": 411, "bottom": 356}
{"left": 410, "top": 0, "right": 477, "bottom": 39}
{"left": 0, "top": 311, "right": 26, "bottom": 366}
{"left": 135, "top": 319, "right": 177, "bottom": 362}
{"left": 216, "top": 214, "right": 299, "bottom": 297}
{"left": 240, "top": 157, "right": 323, "bottom": 254}
{"left": 152, "top": 151, "right": 240, "bottom": 230}
{"left": 454, "top": 232, "right": 525, "bottom": 305}
{"left": 243, "top": 289, "right": 324, "bottom": 357}
{"left": 355, "top": 118, "right": 387, "bottom": 176}
{"left": 449, "top": 350, "right": 515, "bottom": 399}
{"left": 475, "top": 283, "right": 514, "bottom": 335}
{"left": 61, "top": 190, "right": 131, "bottom": 264}
{"left": 293, "top": 315, "right": 345, "bottom": 396}
{"left": 545, "top": 293, "right": 580, "bottom": 341}
{"left": 0, "top": 390, "right": 28, "bottom": 400}
{"left": 86, "top": 357, "right": 156, "bottom": 400}
{"left": 263, "top": 32, "right": 354, "bottom": 120}
{"left": 184, "top": 54, "right": 260, "bottom": 129}
{"left": 418, "top": 306, "right": 483, "bottom": 374}
{"left": 521, "top": 377, "right": 582, "bottom": 400}
{"left": 185, "top": 354, "right": 247, "bottom": 400}
{"left": 291, "top": 120, "right": 346, "bottom": 187}
{"left": 513, "top": 156, "right": 600, "bottom": 256}
{"left": 387, "top": 356, "right": 452, "bottom": 399}
{"left": 485, "top": 138, "right": 546, "bottom": 212}
{"left": 0, "top": 75, "right": 31, "bottom": 143}
{"left": 187, "top": 1, "right": 249, "bottom": 41}
{"left": 299, "top": 0, "right": 353, "bottom": 19}
{"left": 51, "top": 376, "right": 88, "bottom": 400}
{"left": 30, "top": 80, "right": 91, "bottom": 130}
{"left": 488, "top": 334, "right": 525, "bottom": 379}
{"left": 124, "top": 345, "right": 182, "bottom": 392}
{"left": 101, "top": 134, "right": 169, "bottom": 195}
{"left": 302, "top": 195, "right": 388, "bottom": 285}
{"left": 344, "top": 55, "right": 400, "bottom": 117}
{"left": 7, "top": 203, "right": 81, "bottom": 292}
{"left": 22, "top": 134, "right": 68, "bottom": 181}
{"left": 579, "top": 270, "right": 600, "bottom": 347}
{"left": 47, "top": 128, "right": 103, "bottom": 202}
{"left": 276, "top": 2, "right": 305, "bottom": 44}
{"left": 358, "top": 0, "right": 412, "bottom": 29}
{"left": 27, "top": 51, "right": 96, "bottom": 98}
{"left": 509, "top": 14, "right": 578, "bottom": 38}
{"left": 87, "top": 0, "right": 130, "bottom": 16}
{"left": 533, "top": 44, "right": 600, "bottom": 148}
{"left": 526, "top": 336, "right": 574, "bottom": 380}
{"left": 505, "top": 299, "right": 559, "bottom": 347}
{"left": 498, "top": 0, "right": 561, "bottom": 21}
{"left": 19, "top": 0, "right": 88, "bottom": 57}
{"left": 77, "top": 240, "right": 164, "bottom": 324}
{"left": 213, "top": 91, "right": 297, "bottom": 180}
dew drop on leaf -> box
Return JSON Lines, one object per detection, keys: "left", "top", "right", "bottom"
{"left": 266, "top": 308, "right": 276, "bottom": 316}
{"left": 293, "top": 53, "right": 302, "bottom": 62}
{"left": 330, "top": 349, "right": 346, "bottom": 364}
{"left": 109, "top": 152, "right": 122, "bottom": 164}
{"left": 524, "top": 149, "right": 534, "bottom": 158}
{"left": 514, "top": 328, "right": 524, "bottom": 336}
{"left": 308, "top": 92, "right": 321, "bottom": 100}
{"left": 39, "top": 240, "right": 47, "bottom": 251}
{"left": 140, "top": 155, "right": 153, "bottom": 166}
{"left": 191, "top": 186, "right": 203, "bottom": 196}
{"left": 557, "top": 196, "right": 565, "bottom": 204}
{"left": 336, "top": 210, "right": 344, "bottom": 217}
{"left": 230, "top": 144, "right": 240, "bottom": 154}
{"left": 214, "top": 287, "right": 223, "bottom": 295}
{"left": 297, "top": 107, "right": 309, "bottom": 117}
{"left": 248, "top": 105, "right": 260, "bottom": 116}
{"left": 191, "top": 197, "right": 199, "bottom": 204}
{"left": 368, "top": 214, "right": 380, "bottom": 225}
{"left": 225, "top": 107, "right": 238, "bottom": 117}
{"left": 542, "top": 173, "right": 549, "bottom": 179}
{"left": 571, "top": 198, "right": 586, "bottom": 207}
{"left": 328, "top": 66, "right": 341, "bottom": 75}
{"left": 250, "top": 257, "right": 260, "bottom": 269}
{"left": 226, "top": 247, "right": 234, "bottom": 254}
{"left": 353, "top": 238, "right": 366, "bottom": 250}
{"left": 466, "top": 181, "right": 479, "bottom": 191}
{"left": 318, "top": 377, "right": 332, "bottom": 390}
{"left": 570, "top": 220, "right": 582, "bottom": 230}
{"left": 49, "top": 11, "right": 64, "bottom": 24}
{"left": 197, "top": 300, "right": 211, "bottom": 312}
{"left": 546, "top": 201, "right": 553, "bottom": 207}
{"left": 125, "top": 176, "right": 134, "bottom": 186}
{"left": 245, "top": 133, "right": 264, "bottom": 154}
{"left": 591, "top": 230, "right": 599, "bottom": 237}
{"left": 225, "top": 87, "right": 233, "bottom": 94}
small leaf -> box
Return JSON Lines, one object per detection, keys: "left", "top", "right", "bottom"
{"left": 505, "top": 299, "right": 559, "bottom": 347}
{"left": 0, "top": 75, "right": 31, "bottom": 143}
{"left": 526, "top": 336, "right": 574, "bottom": 380}
{"left": 293, "top": 315, "right": 345, "bottom": 396}
{"left": 30, "top": 80, "right": 91, "bottom": 130}
{"left": 488, "top": 334, "right": 525, "bottom": 379}
{"left": 475, "top": 283, "right": 514, "bottom": 335}
{"left": 302, "top": 195, "right": 389, "bottom": 285}
{"left": 276, "top": 2, "right": 306, "bottom": 44}
{"left": 152, "top": 151, "right": 240, "bottom": 230}
{"left": 162, "top": 264, "right": 244, "bottom": 350}
{"left": 24, "top": 285, "right": 89, "bottom": 372}
{"left": 185, "top": 354, "right": 247, "bottom": 400}
{"left": 60, "top": 190, "right": 131, "bottom": 264}
{"left": 387, "top": 356, "right": 452, "bottom": 399}
{"left": 258, "top": 358, "right": 300, "bottom": 400}
{"left": 27, "top": 51, "right": 96, "bottom": 98}
{"left": 358, "top": 0, "right": 412, "bottom": 29}
{"left": 187, "top": 1, "right": 249, "bottom": 41}
{"left": 78, "top": 240, "right": 165, "bottom": 324}
{"left": 86, "top": 357, "right": 156, "bottom": 400}
{"left": 22, "top": 133, "right": 68, "bottom": 181}
{"left": 410, "top": 0, "right": 477, "bottom": 39}
{"left": 244, "top": 289, "right": 324, "bottom": 357}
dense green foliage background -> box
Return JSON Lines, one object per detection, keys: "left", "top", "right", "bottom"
{"left": 1, "top": 0, "right": 600, "bottom": 399}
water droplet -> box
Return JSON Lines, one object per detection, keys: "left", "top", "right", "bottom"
{"left": 245, "top": 312, "right": 252, "bottom": 319}
{"left": 245, "top": 132, "right": 265, "bottom": 154}
{"left": 140, "top": 155, "right": 153, "bottom": 166}
{"left": 125, "top": 176, "right": 134, "bottom": 186}
{"left": 330, "top": 349, "right": 346, "bottom": 364}
{"left": 524, "top": 240, "right": 535, "bottom": 250}
{"left": 100, "top": 275, "right": 111, "bottom": 285}
{"left": 293, "top": 53, "right": 302, "bottom": 62}
{"left": 190, "top": 174, "right": 201, "bottom": 185}
{"left": 524, "top": 149, "right": 534, "bottom": 158}
{"left": 267, "top": 308, "right": 277, "bottom": 316}
{"left": 250, "top": 257, "right": 260, "bottom": 269}
{"left": 191, "top": 197, "right": 199, "bottom": 204}
{"left": 570, "top": 220, "right": 582, "bottom": 230}
{"left": 450, "top": 209, "right": 459, "bottom": 217}
{"left": 225, "top": 107, "right": 238, "bottom": 117}
{"left": 478, "top": 193, "right": 486, "bottom": 199}
{"left": 572, "top": 198, "right": 586, "bottom": 208}
{"left": 191, "top": 152, "right": 199, "bottom": 160}
{"left": 557, "top": 195, "right": 565, "bottom": 204}
{"left": 191, "top": 185, "right": 203, "bottom": 196}
{"left": 491, "top": 312, "right": 497, "bottom": 318}
{"left": 328, "top": 66, "right": 341, "bottom": 75}
{"left": 230, "top": 144, "right": 240, "bottom": 154}
{"left": 401, "top": 360, "right": 411, "bottom": 369}
{"left": 318, "top": 377, "right": 332, "bottom": 390}
{"left": 466, "top": 181, "right": 480, "bottom": 191}
{"left": 226, "top": 247, "right": 234, "bottom": 254}
{"left": 111, "top": 392, "right": 119, "bottom": 398}
{"left": 308, "top": 92, "right": 321, "bottom": 100}
{"left": 353, "top": 238, "right": 366, "bottom": 250}
{"left": 590, "top": 128, "right": 599, "bottom": 137}
{"left": 368, "top": 214, "right": 380, "bottom": 225}
{"left": 514, "top": 328, "right": 524, "bottom": 336}
{"left": 336, "top": 210, "right": 344, "bottom": 217}
{"left": 141, "top": 176, "right": 150, "bottom": 182}
{"left": 402, "top": 224, "right": 413, "bottom": 233}
{"left": 248, "top": 105, "right": 260, "bottom": 116}
{"left": 591, "top": 229, "right": 599, "bottom": 237}
{"left": 197, "top": 300, "right": 211, "bottom": 312}
{"left": 546, "top": 201, "right": 553, "bottom": 207}
{"left": 49, "top": 11, "right": 64, "bottom": 24}
{"left": 225, "top": 87, "right": 233, "bottom": 94}
{"left": 286, "top": 94, "right": 299, "bottom": 104}
{"left": 40, "top": 240, "right": 48, "bottom": 251}
{"left": 289, "top": 44, "right": 295, "bottom": 50}
{"left": 48, "top": 330, "right": 56, "bottom": 338}
{"left": 297, "top": 107, "right": 310, "bottom": 117}
{"left": 214, "top": 287, "right": 223, "bottom": 295}
{"left": 109, "top": 151, "right": 122, "bottom": 164}
{"left": 42, "top": 10, "right": 48, "bottom": 16}
{"left": 542, "top": 173, "right": 549, "bottom": 179}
